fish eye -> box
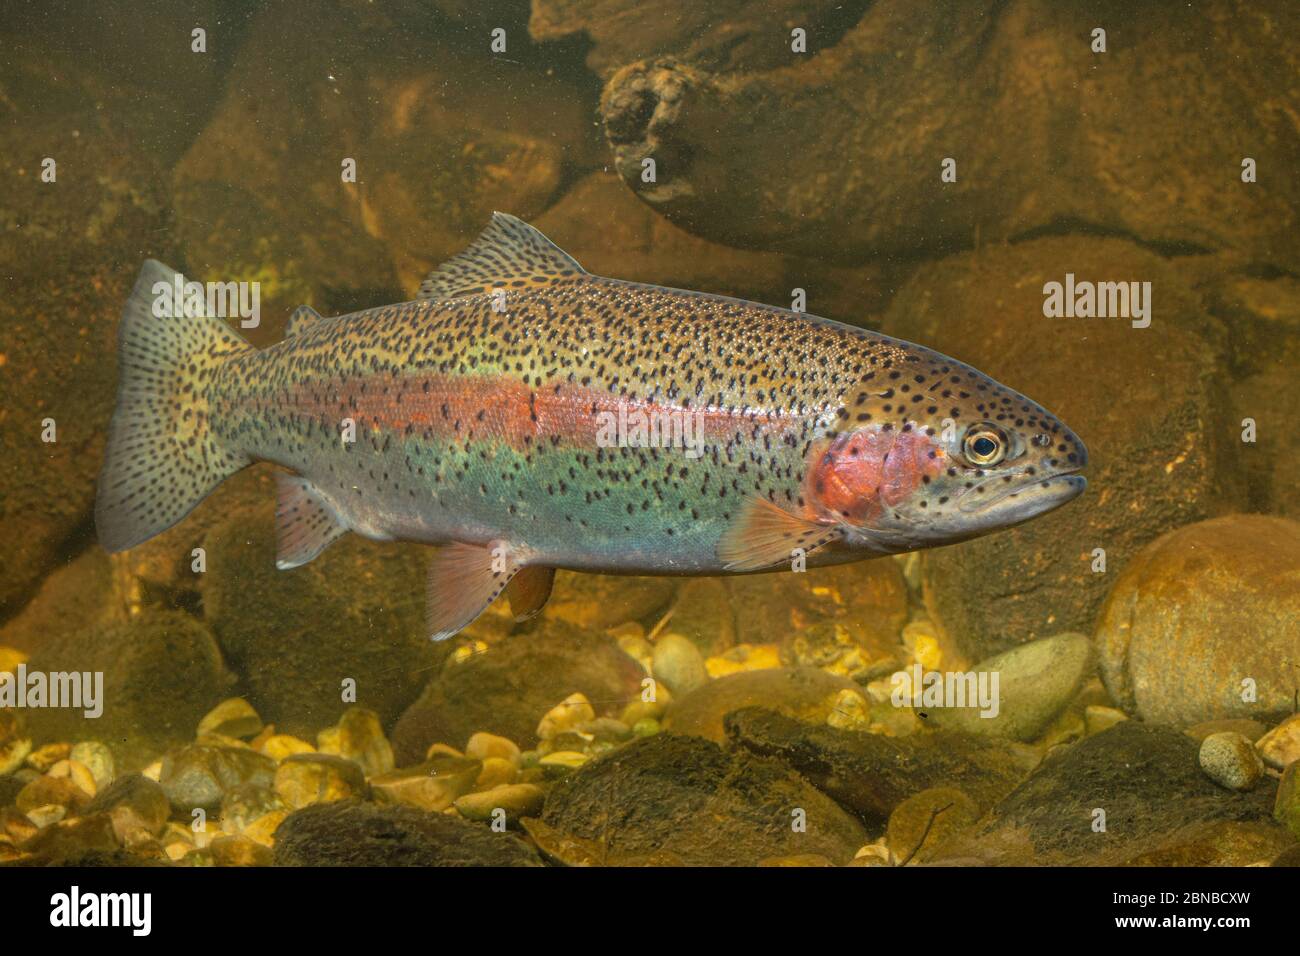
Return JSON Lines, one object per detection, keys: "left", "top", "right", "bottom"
{"left": 962, "top": 424, "right": 1008, "bottom": 466}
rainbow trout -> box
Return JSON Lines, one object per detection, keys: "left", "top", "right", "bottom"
{"left": 97, "top": 214, "right": 1088, "bottom": 639}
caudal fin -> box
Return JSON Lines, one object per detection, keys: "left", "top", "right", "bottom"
{"left": 96, "top": 260, "right": 254, "bottom": 552}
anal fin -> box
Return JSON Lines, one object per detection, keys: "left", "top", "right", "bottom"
{"left": 427, "top": 540, "right": 529, "bottom": 641}
{"left": 717, "top": 496, "right": 840, "bottom": 572}
{"left": 506, "top": 566, "right": 555, "bottom": 622}
{"left": 275, "top": 474, "right": 349, "bottom": 569}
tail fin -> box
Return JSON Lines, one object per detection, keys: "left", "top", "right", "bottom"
{"left": 96, "top": 260, "right": 254, "bottom": 552}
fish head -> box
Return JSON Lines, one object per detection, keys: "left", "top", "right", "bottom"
{"left": 807, "top": 341, "right": 1088, "bottom": 552}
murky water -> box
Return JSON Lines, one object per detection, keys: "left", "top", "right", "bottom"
{"left": 1, "top": 1, "right": 1298, "bottom": 870}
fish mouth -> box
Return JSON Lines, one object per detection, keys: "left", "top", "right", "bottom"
{"left": 958, "top": 467, "right": 1088, "bottom": 518}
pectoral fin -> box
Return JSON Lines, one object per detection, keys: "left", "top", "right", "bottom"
{"left": 717, "top": 496, "right": 840, "bottom": 572}
{"left": 427, "top": 540, "right": 527, "bottom": 641}
{"left": 506, "top": 566, "right": 555, "bottom": 622}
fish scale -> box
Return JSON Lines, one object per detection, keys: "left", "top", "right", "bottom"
{"left": 97, "top": 213, "right": 1088, "bottom": 640}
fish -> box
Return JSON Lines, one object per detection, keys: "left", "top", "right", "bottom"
{"left": 96, "top": 213, "right": 1088, "bottom": 640}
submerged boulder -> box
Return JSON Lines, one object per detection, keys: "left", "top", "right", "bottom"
{"left": 597, "top": 1, "right": 1300, "bottom": 268}
{"left": 390, "top": 619, "right": 645, "bottom": 762}
{"left": 171, "top": 1, "right": 601, "bottom": 329}
{"left": 272, "top": 799, "right": 542, "bottom": 866}
{"left": 538, "top": 733, "right": 868, "bottom": 865}
{"left": 664, "top": 667, "right": 866, "bottom": 743}
{"left": 936, "top": 721, "right": 1282, "bottom": 865}
{"left": 1095, "top": 515, "right": 1300, "bottom": 725}
{"left": 724, "top": 707, "right": 1038, "bottom": 822}
{"left": 21, "top": 610, "right": 234, "bottom": 771}
{"left": 200, "top": 502, "right": 438, "bottom": 740}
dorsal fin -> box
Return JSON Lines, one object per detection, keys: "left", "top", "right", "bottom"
{"left": 285, "top": 304, "right": 323, "bottom": 337}
{"left": 417, "top": 212, "right": 586, "bottom": 301}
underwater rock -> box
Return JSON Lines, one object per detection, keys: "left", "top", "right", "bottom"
{"left": 316, "top": 707, "right": 395, "bottom": 778}
{"left": 219, "top": 783, "right": 287, "bottom": 837}
{"left": 536, "top": 693, "right": 596, "bottom": 740}
{"left": 724, "top": 560, "right": 908, "bottom": 664}
{"left": 12, "top": 813, "right": 123, "bottom": 865}
{"left": 0, "top": 549, "right": 116, "bottom": 657}
{"left": 197, "top": 698, "right": 264, "bottom": 741}
{"left": 455, "top": 783, "right": 546, "bottom": 825}
{"left": 724, "top": 708, "right": 1038, "bottom": 823}
{"left": 880, "top": 237, "right": 1239, "bottom": 661}
{"left": 2, "top": 2, "right": 233, "bottom": 167}
{"left": 1096, "top": 515, "right": 1300, "bottom": 725}
{"left": 0, "top": 116, "right": 169, "bottom": 615}
{"left": 938, "top": 722, "right": 1279, "bottom": 865}
{"left": 171, "top": 1, "right": 600, "bottom": 325}
{"left": 1119, "top": 819, "right": 1297, "bottom": 868}
{"left": 85, "top": 774, "right": 171, "bottom": 842}
{"left": 473, "top": 757, "right": 517, "bottom": 790}
{"left": 1215, "top": 273, "right": 1300, "bottom": 519}
{"left": 390, "top": 619, "right": 645, "bottom": 763}
{"left": 1256, "top": 715, "right": 1300, "bottom": 772}
{"left": 656, "top": 579, "right": 737, "bottom": 658}
{"left": 274, "top": 753, "right": 369, "bottom": 810}
{"left": 1184, "top": 718, "right": 1268, "bottom": 744}
{"left": 542, "top": 571, "right": 677, "bottom": 631}
{"left": 258, "top": 734, "right": 316, "bottom": 762}
{"left": 1276, "top": 764, "right": 1300, "bottom": 840}
{"left": 22, "top": 610, "right": 235, "bottom": 772}
{"left": 15, "top": 774, "right": 92, "bottom": 816}
{"left": 0, "top": 710, "right": 32, "bottom": 777}
{"left": 464, "top": 732, "right": 522, "bottom": 768}
{"left": 69, "top": 741, "right": 114, "bottom": 791}
{"left": 370, "top": 756, "right": 482, "bottom": 812}
{"left": 531, "top": 170, "right": 906, "bottom": 332}
{"left": 159, "top": 744, "right": 278, "bottom": 814}
{"left": 1083, "top": 705, "right": 1128, "bottom": 737}
{"left": 200, "top": 505, "right": 438, "bottom": 740}
{"left": 651, "top": 633, "right": 709, "bottom": 695}
{"left": 209, "top": 834, "right": 274, "bottom": 868}
{"left": 531, "top": 0, "right": 853, "bottom": 77}
{"left": 539, "top": 733, "right": 868, "bottom": 865}
{"left": 1198, "top": 732, "right": 1264, "bottom": 792}
{"left": 922, "top": 633, "right": 1095, "bottom": 742}
{"left": 886, "top": 787, "right": 982, "bottom": 865}
{"left": 663, "top": 667, "right": 865, "bottom": 743}
{"left": 272, "top": 800, "right": 543, "bottom": 867}
{"left": 597, "top": 2, "right": 1300, "bottom": 268}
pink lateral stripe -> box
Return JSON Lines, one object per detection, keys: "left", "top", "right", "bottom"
{"left": 255, "top": 372, "right": 808, "bottom": 452}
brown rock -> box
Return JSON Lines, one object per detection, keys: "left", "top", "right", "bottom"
{"left": 391, "top": 618, "right": 645, "bottom": 762}
{"left": 1096, "top": 515, "right": 1300, "bottom": 725}
{"left": 597, "top": 2, "right": 1300, "bottom": 268}
{"left": 664, "top": 667, "right": 866, "bottom": 743}
{"left": 370, "top": 756, "right": 482, "bottom": 812}
{"left": 542, "top": 570, "right": 676, "bottom": 630}
{"left": 200, "top": 502, "right": 439, "bottom": 739}
{"left": 171, "top": 2, "right": 601, "bottom": 330}
{"left": 532, "top": 0, "right": 854, "bottom": 78}
{"left": 539, "top": 733, "right": 868, "bottom": 865}
{"left": 22, "top": 610, "right": 235, "bottom": 772}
